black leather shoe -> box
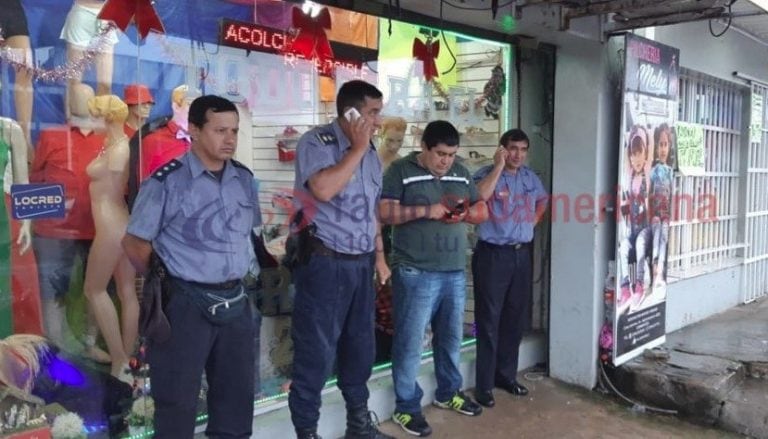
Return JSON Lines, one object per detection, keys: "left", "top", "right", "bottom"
{"left": 496, "top": 380, "right": 529, "bottom": 396}
{"left": 475, "top": 390, "right": 495, "bottom": 408}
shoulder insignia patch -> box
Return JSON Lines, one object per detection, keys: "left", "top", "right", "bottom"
{"left": 231, "top": 159, "right": 254, "bottom": 176}
{"left": 316, "top": 132, "right": 337, "bottom": 146}
{"left": 151, "top": 159, "right": 183, "bottom": 181}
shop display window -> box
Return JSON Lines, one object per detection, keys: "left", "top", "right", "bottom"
{"left": 0, "top": 1, "right": 510, "bottom": 436}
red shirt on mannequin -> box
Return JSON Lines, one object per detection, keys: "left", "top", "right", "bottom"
{"left": 139, "top": 120, "right": 190, "bottom": 180}
{"left": 30, "top": 126, "right": 105, "bottom": 239}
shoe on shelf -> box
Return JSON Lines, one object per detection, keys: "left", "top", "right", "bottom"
{"left": 392, "top": 411, "right": 432, "bottom": 437}
{"left": 433, "top": 391, "right": 483, "bottom": 416}
{"left": 474, "top": 390, "right": 495, "bottom": 408}
{"left": 495, "top": 379, "right": 529, "bottom": 396}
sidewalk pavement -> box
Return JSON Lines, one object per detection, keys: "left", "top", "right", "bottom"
{"left": 376, "top": 375, "right": 736, "bottom": 438}
{"left": 615, "top": 296, "right": 768, "bottom": 438}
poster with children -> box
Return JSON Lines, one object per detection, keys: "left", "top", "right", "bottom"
{"left": 612, "top": 34, "right": 679, "bottom": 366}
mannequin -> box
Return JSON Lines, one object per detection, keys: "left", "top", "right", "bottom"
{"left": 139, "top": 84, "right": 193, "bottom": 180}
{"left": 0, "top": 118, "right": 35, "bottom": 337}
{"left": 122, "top": 84, "right": 155, "bottom": 138}
{"left": 30, "top": 83, "right": 109, "bottom": 363}
{"left": 1, "top": 0, "right": 35, "bottom": 160}
{"left": 83, "top": 95, "right": 136, "bottom": 381}
{"left": 60, "top": 0, "right": 119, "bottom": 117}
{"left": 377, "top": 116, "right": 407, "bottom": 170}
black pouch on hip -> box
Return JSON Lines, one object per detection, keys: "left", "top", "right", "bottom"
{"left": 180, "top": 281, "right": 249, "bottom": 326}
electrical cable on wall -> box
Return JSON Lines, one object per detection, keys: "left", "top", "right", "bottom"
{"left": 441, "top": 0, "right": 516, "bottom": 11}
{"left": 709, "top": 0, "right": 738, "bottom": 38}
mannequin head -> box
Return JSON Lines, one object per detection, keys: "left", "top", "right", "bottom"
{"left": 171, "top": 85, "right": 196, "bottom": 132}
{"left": 88, "top": 95, "right": 129, "bottom": 124}
{"left": 123, "top": 84, "right": 154, "bottom": 129}
{"left": 70, "top": 83, "right": 96, "bottom": 119}
{"left": 379, "top": 117, "right": 407, "bottom": 155}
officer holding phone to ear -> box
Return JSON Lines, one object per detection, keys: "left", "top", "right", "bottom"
{"left": 471, "top": 129, "right": 548, "bottom": 408}
{"left": 289, "top": 80, "right": 392, "bottom": 439}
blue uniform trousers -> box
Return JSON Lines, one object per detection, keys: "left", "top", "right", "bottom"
{"left": 149, "top": 280, "right": 255, "bottom": 438}
{"left": 471, "top": 240, "right": 532, "bottom": 393}
{"left": 289, "top": 252, "right": 376, "bottom": 430}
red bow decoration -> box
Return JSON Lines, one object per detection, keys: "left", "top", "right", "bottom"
{"left": 98, "top": 0, "right": 165, "bottom": 40}
{"left": 412, "top": 38, "right": 440, "bottom": 82}
{"left": 286, "top": 6, "right": 334, "bottom": 74}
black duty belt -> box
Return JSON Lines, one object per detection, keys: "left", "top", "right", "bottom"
{"left": 309, "top": 236, "right": 373, "bottom": 261}
{"left": 171, "top": 277, "right": 242, "bottom": 290}
{"left": 479, "top": 240, "right": 531, "bottom": 251}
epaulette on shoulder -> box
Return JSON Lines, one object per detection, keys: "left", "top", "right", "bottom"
{"left": 315, "top": 130, "right": 337, "bottom": 146}
{"left": 151, "top": 159, "right": 183, "bottom": 181}
{"left": 231, "top": 159, "right": 253, "bottom": 176}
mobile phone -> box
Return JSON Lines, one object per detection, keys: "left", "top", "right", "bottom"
{"left": 344, "top": 107, "right": 361, "bottom": 122}
{"left": 446, "top": 200, "right": 466, "bottom": 219}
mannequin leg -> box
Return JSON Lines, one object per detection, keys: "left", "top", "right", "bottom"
{"left": 65, "top": 44, "right": 86, "bottom": 119}
{"left": 6, "top": 35, "right": 34, "bottom": 161}
{"left": 114, "top": 255, "right": 138, "bottom": 357}
{"left": 94, "top": 48, "right": 114, "bottom": 96}
{"left": 83, "top": 232, "right": 129, "bottom": 378}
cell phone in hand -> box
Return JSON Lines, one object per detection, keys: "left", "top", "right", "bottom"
{"left": 445, "top": 200, "right": 466, "bottom": 219}
{"left": 344, "top": 107, "right": 361, "bottom": 122}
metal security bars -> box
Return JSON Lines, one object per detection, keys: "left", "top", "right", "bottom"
{"left": 667, "top": 70, "right": 745, "bottom": 280}
{"left": 743, "top": 82, "right": 768, "bottom": 303}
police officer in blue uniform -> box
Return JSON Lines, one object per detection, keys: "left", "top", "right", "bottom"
{"left": 289, "top": 80, "right": 392, "bottom": 439}
{"left": 471, "top": 129, "right": 548, "bottom": 408}
{"left": 122, "top": 95, "right": 261, "bottom": 438}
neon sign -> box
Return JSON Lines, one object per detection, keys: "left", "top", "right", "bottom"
{"left": 220, "top": 19, "right": 288, "bottom": 54}
{"left": 220, "top": 18, "right": 369, "bottom": 79}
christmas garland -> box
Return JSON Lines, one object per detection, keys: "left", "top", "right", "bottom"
{"left": 0, "top": 24, "right": 117, "bottom": 83}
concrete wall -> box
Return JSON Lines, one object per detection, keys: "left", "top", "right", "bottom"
{"left": 548, "top": 37, "right": 618, "bottom": 389}
{"left": 653, "top": 22, "right": 768, "bottom": 84}
{"left": 666, "top": 267, "right": 742, "bottom": 333}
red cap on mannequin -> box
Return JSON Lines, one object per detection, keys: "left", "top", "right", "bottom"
{"left": 123, "top": 84, "right": 155, "bottom": 105}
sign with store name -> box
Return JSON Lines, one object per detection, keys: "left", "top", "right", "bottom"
{"left": 219, "top": 18, "right": 367, "bottom": 77}
{"left": 11, "top": 184, "right": 65, "bottom": 220}
{"left": 221, "top": 19, "right": 288, "bottom": 54}
{"left": 625, "top": 35, "right": 679, "bottom": 100}
{"left": 676, "top": 121, "right": 706, "bottom": 176}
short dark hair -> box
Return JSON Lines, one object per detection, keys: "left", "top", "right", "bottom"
{"left": 188, "top": 95, "right": 238, "bottom": 128}
{"left": 421, "top": 120, "right": 459, "bottom": 150}
{"left": 336, "top": 80, "right": 383, "bottom": 116}
{"left": 499, "top": 129, "right": 529, "bottom": 148}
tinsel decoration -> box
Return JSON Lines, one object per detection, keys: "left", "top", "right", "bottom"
{"left": 476, "top": 64, "right": 505, "bottom": 119}
{"left": 0, "top": 25, "right": 118, "bottom": 83}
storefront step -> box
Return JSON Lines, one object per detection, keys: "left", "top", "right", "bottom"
{"left": 194, "top": 333, "right": 546, "bottom": 438}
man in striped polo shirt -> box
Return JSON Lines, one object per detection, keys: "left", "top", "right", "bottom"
{"left": 379, "top": 120, "right": 488, "bottom": 437}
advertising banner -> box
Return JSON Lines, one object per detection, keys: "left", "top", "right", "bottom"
{"left": 613, "top": 34, "right": 679, "bottom": 366}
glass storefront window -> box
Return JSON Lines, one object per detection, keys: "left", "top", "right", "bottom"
{"left": 0, "top": 1, "right": 511, "bottom": 436}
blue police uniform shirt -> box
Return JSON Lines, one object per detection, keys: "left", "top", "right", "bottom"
{"left": 126, "top": 151, "right": 262, "bottom": 283}
{"left": 473, "top": 165, "right": 547, "bottom": 245}
{"left": 293, "top": 119, "right": 382, "bottom": 254}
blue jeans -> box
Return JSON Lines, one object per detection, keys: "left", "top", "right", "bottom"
{"left": 392, "top": 265, "right": 466, "bottom": 414}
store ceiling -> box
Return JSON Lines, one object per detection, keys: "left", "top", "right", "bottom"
{"left": 333, "top": 0, "right": 768, "bottom": 44}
